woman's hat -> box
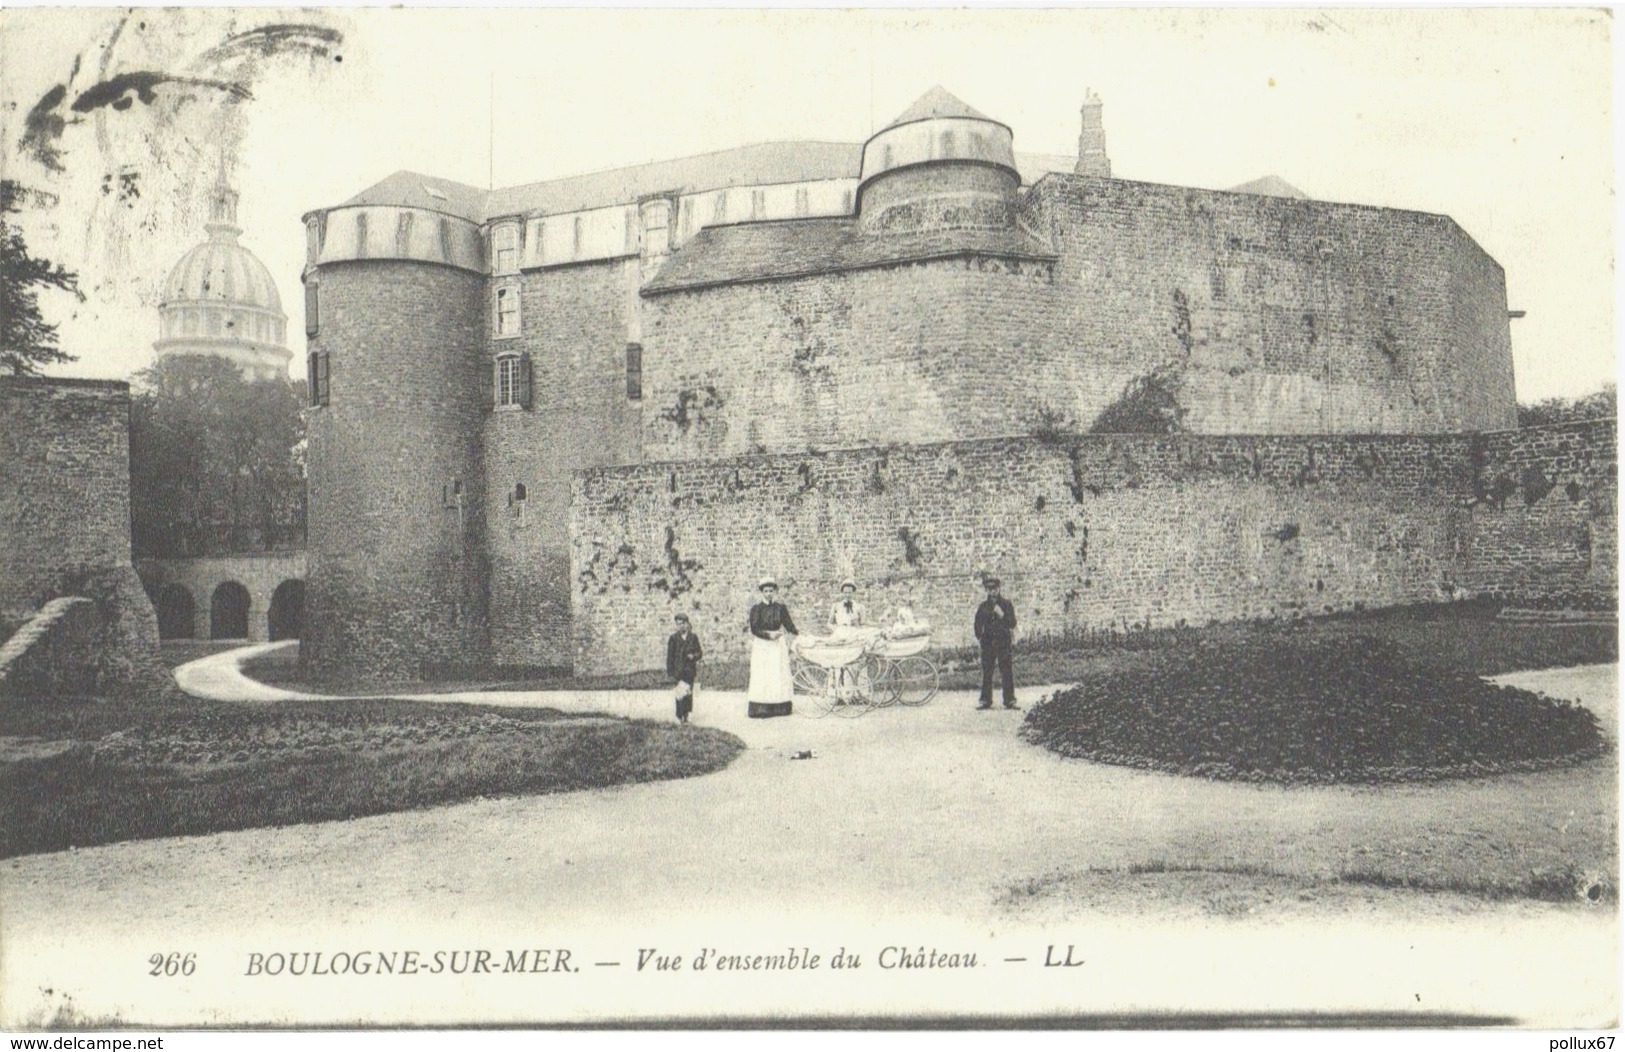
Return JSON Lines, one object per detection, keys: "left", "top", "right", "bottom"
{"left": 758, "top": 577, "right": 778, "bottom": 589}
{"left": 839, "top": 578, "right": 856, "bottom": 592}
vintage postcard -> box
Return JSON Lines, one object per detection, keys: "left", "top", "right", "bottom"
{"left": 0, "top": 6, "right": 1616, "bottom": 1037}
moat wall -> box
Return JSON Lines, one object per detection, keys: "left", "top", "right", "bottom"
{"left": 570, "top": 420, "right": 1614, "bottom": 674}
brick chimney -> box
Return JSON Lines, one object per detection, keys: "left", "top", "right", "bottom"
{"left": 1075, "top": 89, "right": 1111, "bottom": 178}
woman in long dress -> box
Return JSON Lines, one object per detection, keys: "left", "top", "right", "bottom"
{"left": 746, "top": 578, "right": 798, "bottom": 718}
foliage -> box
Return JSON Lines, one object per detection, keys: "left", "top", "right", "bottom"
{"left": 1089, "top": 369, "right": 1185, "bottom": 434}
{"left": 0, "top": 689, "right": 743, "bottom": 858}
{"left": 1021, "top": 634, "right": 1606, "bottom": 784}
{"left": 1517, "top": 384, "right": 1616, "bottom": 428}
{"left": 129, "top": 355, "right": 307, "bottom": 557}
{"left": 0, "top": 180, "right": 82, "bottom": 376}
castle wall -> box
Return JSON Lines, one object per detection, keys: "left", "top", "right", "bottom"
{"left": 570, "top": 422, "right": 1612, "bottom": 674}
{"left": 482, "top": 259, "right": 644, "bottom": 668}
{"left": 634, "top": 176, "right": 1515, "bottom": 466}
{"left": 1456, "top": 419, "right": 1617, "bottom": 599}
{"left": 302, "top": 260, "right": 490, "bottom": 679}
{"left": 1023, "top": 175, "right": 1517, "bottom": 434}
{"left": 0, "top": 377, "right": 158, "bottom": 688}
{"left": 641, "top": 256, "right": 1060, "bottom": 461}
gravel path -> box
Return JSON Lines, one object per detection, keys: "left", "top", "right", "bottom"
{"left": 1, "top": 657, "right": 1615, "bottom": 1027}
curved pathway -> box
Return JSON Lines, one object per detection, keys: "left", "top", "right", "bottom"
{"left": 2, "top": 653, "right": 1615, "bottom": 1027}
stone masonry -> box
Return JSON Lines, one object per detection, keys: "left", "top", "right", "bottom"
{"left": 0, "top": 377, "right": 158, "bottom": 695}
{"left": 570, "top": 420, "right": 1613, "bottom": 675}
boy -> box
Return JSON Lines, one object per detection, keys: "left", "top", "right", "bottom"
{"left": 666, "top": 614, "right": 703, "bottom": 723}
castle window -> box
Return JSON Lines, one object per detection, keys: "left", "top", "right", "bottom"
{"left": 492, "top": 223, "right": 518, "bottom": 274}
{"left": 751, "top": 189, "right": 766, "bottom": 220}
{"left": 494, "top": 285, "right": 520, "bottom": 338}
{"left": 711, "top": 192, "right": 727, "bottom": 224}
{"left": 939, "top": 130, "right": 955, "bottom": 156}
{"left": 307, "top": 352, "right": 330, "bottom": 407}
{"left": 510, "top": 482, "right": 528, "bottom": 524}
{"left": 355, "top": 212, "right": 369, "bottom": 256}
{"left": 494, "top": 352, "right": 531, "bottom": 410}
{"left": 572, "top": 216, "right": 584, "bottom": 257}
{"left": 442, "top": 478, "right": 464, "bottom": 508}
{"left": 625, "top": 343, "right": 643, "bottom": 401}
{"left": 304, "top": 281, "right": 319, "bottom": 338}
{"left": 681, "top": 199, "right": 695, "bottom": 237}
{"left": 795, "top": 187, "right": 810, "bottom": 217}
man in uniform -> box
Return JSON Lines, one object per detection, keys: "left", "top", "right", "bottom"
{"left": 973, "top": 577, "right": 1018, "bottom": 710}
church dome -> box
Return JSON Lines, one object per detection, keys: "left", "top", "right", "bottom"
{"left": 162, "top": 234, "right": 283, "bottom": 314}
{"left": 154, "top": 174, "right": 291, "bottom": 381}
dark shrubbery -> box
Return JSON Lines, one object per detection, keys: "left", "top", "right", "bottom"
{"left": 1021, "top": 634, "right": 1606, "bottom": 785}
{"left": 0, "top": 692, "right": 743, "bottom": 857}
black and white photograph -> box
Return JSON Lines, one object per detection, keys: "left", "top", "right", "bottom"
{"left": 0, "top": 6, "right": 1616, "bottom": 1038}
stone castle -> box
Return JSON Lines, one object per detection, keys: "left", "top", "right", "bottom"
{"left": 296, "top": 88, "right": 1607, "bottom": 680}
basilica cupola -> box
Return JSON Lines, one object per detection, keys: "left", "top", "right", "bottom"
{"left": 154, "top": 166, "right": 290, "bottom": 381}
{"left": 856, "top": 87, "right": 1020, "bottom": 235}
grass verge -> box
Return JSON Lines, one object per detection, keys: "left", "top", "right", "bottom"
{"left": 0, "top": 687, "right": 742, "bottom": 858}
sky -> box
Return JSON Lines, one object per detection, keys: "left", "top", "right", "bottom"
{"left": 1, "top": 6, "right": 1614, "bottom": 402}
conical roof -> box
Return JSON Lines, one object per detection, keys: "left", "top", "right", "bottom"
{"left": 882, "top": 86, "right": 997, "bottom": 130}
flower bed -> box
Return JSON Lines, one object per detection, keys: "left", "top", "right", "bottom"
{"left": 1021, "top": 635, "right": 1607, "bottom": 785}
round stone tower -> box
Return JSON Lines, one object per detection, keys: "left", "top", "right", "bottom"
{"left": 299, "top": 190, "right": 491, "bottom": 680}
{"left": 155, "top": 171, "right": 291, "bottom": 380}
{"left": 857, "top": 86, "right": 1021, "bottom": 235}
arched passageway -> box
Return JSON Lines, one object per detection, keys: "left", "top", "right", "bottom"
{"left": 268, "top": 579, "right": 304, "bottom": 641}
{"left": 155, "top": 584, "right": 196, "bottom": 640}
{"left": 210, "top": 581, "right": 251, "bottom": 640}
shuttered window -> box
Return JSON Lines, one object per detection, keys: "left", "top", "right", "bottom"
{"left": 625, "top": 343, "right": 643, "bottom": 401}
{"left": 307, "top": 352, "right": 330, "bottom": 407}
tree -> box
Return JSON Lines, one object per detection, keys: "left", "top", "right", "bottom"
{"left": 129, "top": 355, "right": 307, "bottom": 558}
{"left": 1517, "top": 384, "right": 1616, "bottom": 428}
{"left": 1, "top": 180, "right": 82, "bottom": 375}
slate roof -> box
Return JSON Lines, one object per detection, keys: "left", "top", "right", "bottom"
{"left": 882, "top": 86, "right": 998, "bottom": 129}
{"left": 486, "top": 142, "right": 861, "bottom": 218}
{"left": 642, "top": 218, "right": 1057, "bottom": 295}
{"left": 338, "top": 145, "right": 1078, "bottom": 224}
{"left": 1226, "top": 175, "right": 1310, "bottom": 200}
{"left": 340, "top": 170, "right": 489, "bottom": 222}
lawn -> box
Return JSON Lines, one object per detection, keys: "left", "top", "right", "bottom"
{"left": 0, "top": 685, "right": 742, "bottom": 858}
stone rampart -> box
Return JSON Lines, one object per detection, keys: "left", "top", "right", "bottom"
{"left": 570, "top": 421, "right": 1613, "bottom": 674}
{"left": 0, "top": 376, "right": 158, "bottom": 691}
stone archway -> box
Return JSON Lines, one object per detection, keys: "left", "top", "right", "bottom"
{"left": 210, "top": 581, "right": 251, "bottom": 640}
{"left": 268, "top": 579, "right": 304, "bottom": 641}
{"left": 155, "top": 583, "right": 196, "bottom": 640}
